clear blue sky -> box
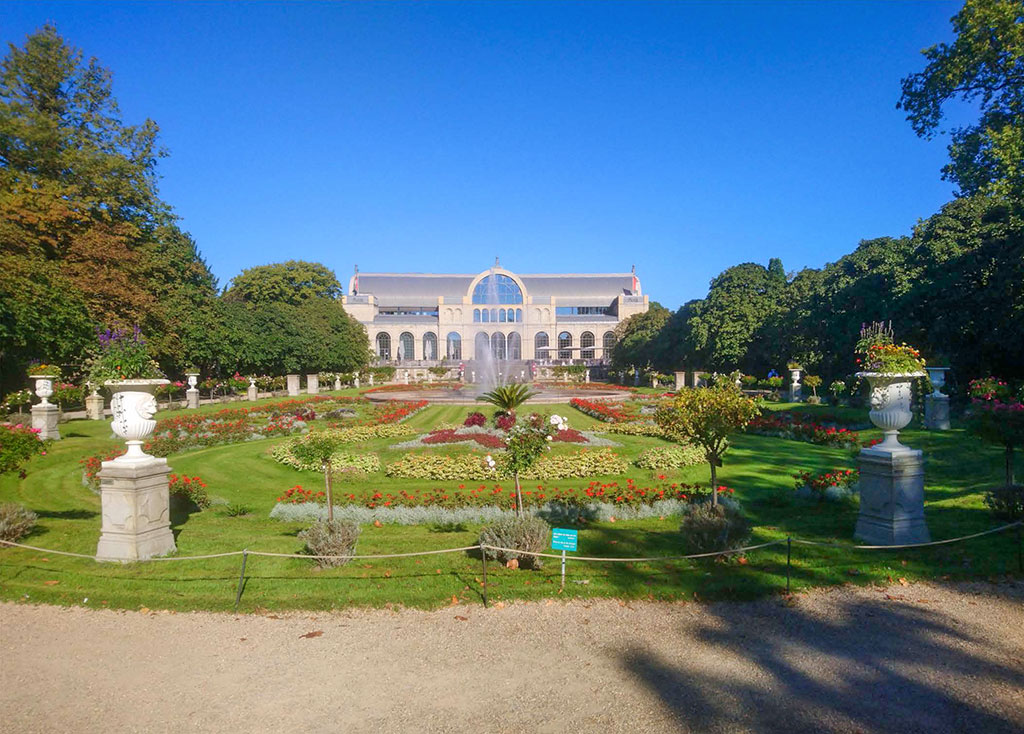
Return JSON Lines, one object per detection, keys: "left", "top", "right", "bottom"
{"left": 4, "top": 1, "right": 966, "bottom": 309}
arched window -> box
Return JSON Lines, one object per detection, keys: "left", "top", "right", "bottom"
{"left": 490, "top": 308, "right": 498, "bottom": 322}
{"left": 580, "top": 332, "right": 595, "bottom": 360}
{"left": 603, "top": 331, "right": 616, "bottom": 357}
{"left": 399, "top": 332, "right": 415, "bottom": 362}
{"left": 423, "top": 332, "right": 437, "bottom": 361}
{"left": 376, "top": 333, "right": 391, "bottom": 361}
{"left": 498, "top": 309, "right": 507, "bottom": 323}
{"left": 516, "top": 308, "right": 523, "bottom": 322}
{"left": 558, "top": 332, "right": 573, "bottom": 360}
{"left": 446, "top": 332, "right": 462, "bottom": 360}
{"left": 481, "top": 309, "right": 489, "bottom": 323}
{"left": 535, "top": 332, "right": 549, "bottom": 359}
{"left": 491, "top": 332, "right": 506, "bottom": 360}
{"left": 473, "top": 309, "right": 480, "bottom": 323}
{"left": 475, "top": 332, "right": 490, "bottom": 360}
{"left": 508, "top": 332, "right": 522, "bottom": 360}
{"left": 472, "top": 274, "right": 523, "bottom": 304}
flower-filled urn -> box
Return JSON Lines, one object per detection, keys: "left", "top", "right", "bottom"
{"left": 106, "top": 379, "right": 169, "bottom": 463}
{"left": 857, "top": 372, "right": 926, "bottom": 451}
{"left": 32, "top": 375, "right": 56, "bottom": 406}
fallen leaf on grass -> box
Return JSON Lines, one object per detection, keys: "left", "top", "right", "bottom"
{"left": 737, "top": 557, "right": 749, "bottom": 565}
{"left": 300, "top": 630, "right": 323, "bottom": 639}
{"left": 898, "top": 578, "right": 909, "bottom": 586}
{"left": 450, "top": 595, "right": 458, "bottom": 606}
{"left": 493, "top": 601, "right": 505, "bottom": 609}
{"left": 43, "top": 580, "right": 59, "bottom": 586}
{"left": 373, "top": 520, "right": 382, "bottom": 528}
{"left": 505, "top": 559, "right": 519, "bottom": 570}
{"left": 383, "top": 570, "right": 392, "bottom": 578}
{"left": 139, "top": 606, "right": 150, "bottom": 614}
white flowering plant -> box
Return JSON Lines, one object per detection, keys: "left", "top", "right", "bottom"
{"left": 499, "top": 412, "right": 568, "bottom": 515}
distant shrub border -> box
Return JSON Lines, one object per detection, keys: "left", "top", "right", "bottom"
{"left": 744, "top": 413, "right": 860, "bottom": 448}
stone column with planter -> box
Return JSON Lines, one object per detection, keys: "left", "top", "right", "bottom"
{"left": 924, "top": 367, "right": 950, "bottom": 431}
{"left": 85, "top": 382, "right": 105, "bottom": 420}
{"left": 286, "top": 374, "right": 301, "bottom": 396}
{"left": 334, "top": 375, "right": 342, "bottom": 391}
{"left": 674, "top": 371, "right": 686, "bottom": 391}
{"left": 247, "top": 376, "right": 258, "bottom": 401}
{"left": 30, "top": 375, "right": 61, "bottom": 440}
{"left": 789, "top": 367, "right": 803, "bottom": 402}
{"left": 354, "top": 375, "right": 360, "bottom": 389}
{"left": 185, "top": 372, "right": 200, "bottom": 409}
{"left": 306, "top": 373, "right": 319, "bottom": 395}
{"left": 855, "top": 372, "right": 930, "bottom": 545}
{"left": 96, "top": 379, "right": 176, "bottom": 562}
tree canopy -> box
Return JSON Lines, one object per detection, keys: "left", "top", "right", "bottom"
{"left": 898, "top": 0, "right": 1024, "bottom": 196}
{"left": 224, "top": 260, "right": 343, "bottom": 306}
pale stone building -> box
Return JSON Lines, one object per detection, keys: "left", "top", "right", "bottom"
{"left": 340, "top": 266, "right": 648, "bottom": 365}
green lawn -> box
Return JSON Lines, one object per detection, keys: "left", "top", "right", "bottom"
{"left": 1, "top": 395, "right": 1019, "bottom": 612}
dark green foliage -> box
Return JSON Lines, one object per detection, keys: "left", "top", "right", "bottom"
{"left": 679, "top": 502, "right": 751, "bottom": 557}
{"left": 479, "top": 515, "right": 550, "bottom": 569}
{"left": 610, "top": 302, "right": 672, "bottom": 371}
{"left": 476, "top": 383, "right": 538, "bottom": 413}
{"left": 298, "top": 520, "right": 360, "bottom": 568}
{"left": 224, "top": 260, "right": 342, "bottom": 306}
{"left": 983, "top": 484, "right": 1024, "bottom": 522}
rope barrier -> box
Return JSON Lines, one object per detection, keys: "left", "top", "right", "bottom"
{"left": 478, "top": 539, "right": 787, "bottom": 562}
{"left": 790, "top": 520, "right": 1023, "bottom": 551}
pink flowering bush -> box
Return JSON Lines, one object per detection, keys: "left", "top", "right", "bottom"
{"left": 0, "top": 423, "right": 47, "bottom": 477}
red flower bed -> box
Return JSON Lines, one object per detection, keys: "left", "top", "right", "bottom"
{"left": 463, "top": 412, "right": 486, "bottom": 427}
{"left": 551, "top": 427, "right": 588, "bottom": 443}
{"left": 276, "top": 484, "right": 326, "bottom": 504}
{"left": 569, "top": 397, "right": 632, "bottom": 423}
{"left": 745, "top": 413, "right": 860, "bottom": 447}
{"left": 421, "top": 429, "right": 505, "bottom": 449}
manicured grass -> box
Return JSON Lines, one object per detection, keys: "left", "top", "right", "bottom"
{"left": 1, "top": 398, "right": 1019, "bottom": 612}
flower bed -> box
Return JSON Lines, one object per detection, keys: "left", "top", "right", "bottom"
{"left": 422, "top": 428, "right": 506, "bottom": 449}
{"left": 271, "top": 477, "right": 725, "bottom": 511}
{"left": 271, "top": 441, "right": 382, "bottom": 474}
{"left": 600, "top": 421, "right": 666, "bottom": 437}
{"left": 569, "top": 397, "right": 634, "bottom": 423}
{"left": 383, "top": 447, "right": 629, "bottom": 481}
{"left": 168, "top": 473, "right": 211, "bottom": 508}
{"left": 744, "top": 413, "right": 860, "bottom": 447}
{"left": 635, "top": 445, "right": 704, "bottom": 470}
{"left": 792, "top": 468, "right": 859, "bottom": 502}
{"left": 0, "top": 423, "right": 47, "bottom": 477}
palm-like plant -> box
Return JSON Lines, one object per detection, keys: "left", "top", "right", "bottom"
{"left": 476, "top": 383, "right": 538, "bottom": 413}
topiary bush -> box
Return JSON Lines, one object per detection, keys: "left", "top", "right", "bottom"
{"left": 298, "top": 519, "right": 360, "bottom": 568}
{"left": 679, "top": 502, "right": 751, "bottom": 558}
{"left": 478, "top": 515, "right": 550, "bottom": 569}
{"left": 0, "top": 503, "right": 38, "bottom": 542}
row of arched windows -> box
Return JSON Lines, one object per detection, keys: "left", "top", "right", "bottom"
{"left": 375, "top": 330, "right": 615, "bottom": 362}
{"left": 473, "top": 307, "right": 522, "bottom": 323}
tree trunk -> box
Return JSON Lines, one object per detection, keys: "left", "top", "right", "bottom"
{"left": 710, "top": 458, "right": 718, "bottom": 507}
{"left": 514, "top": 471, "right": 523, "bottom": 517}
{"left": 1007, "top": 445, "right": 1016, "bottom": 487}
{"left": 324, "top": 461, "right": 334, "bottom": 523}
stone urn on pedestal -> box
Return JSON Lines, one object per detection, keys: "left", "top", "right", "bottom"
{"left": 788, "top": 367, "right": 803, "bottom": 402}
{"left": 185, "top": 371, "right": 200, "bottom": 409}
{"left": 855, "top": 371, "right": 930, "bottom": 545}
{"left": 247, "top": 376, "right": 258, "bottom": 401}
{"left": 924, "top": 367, "right": 950, "bottom": 430}
{"left": 30, "top": 375, "right": 61, "bottom": 440}
{"left": 85, "top": 381, "right": 105, "bottom": 420}
{"left": 96, "top": 379, "right": 177, "bottom": 561}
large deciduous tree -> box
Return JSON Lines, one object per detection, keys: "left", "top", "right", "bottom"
{"left": 898, "top": 0, "right": 1024, "bottom": 195}
{"left": 224, "top": 260, "right": 343, "bottom": 306}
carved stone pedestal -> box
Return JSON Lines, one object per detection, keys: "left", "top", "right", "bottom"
{"left": 186, "top": 388, "right": 199, "bottom": 409}
{"left": 286, "top": 374, "right": 301, "bottom": 396}
{"left": 86, "top": 393, "right": 105, "bottom": 420}
{"left": 307, "top": 374, "right": 319, "bottom": 394}
{"left": 96, "top": 457, "right": 176, "bottom": 562}
{"left": 924, "top": 394, "right": 950, "bottom": 430}
{"left": 674, "top": 371, "right": 686, "bottom": 391}
{"left": 855, "top": 446, "right": 930, "bottom": 545}
{"left": 31, "top": 403, "right": 60, "bottom": 440}
{"left": 247, "top": 384, "right": 258, "bottom": 401}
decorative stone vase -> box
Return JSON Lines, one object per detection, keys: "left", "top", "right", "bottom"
{"left": 789, "top": 369, "right": 802, "bottom": 401}
{"left": 105, "top": 379, "right": 169, "bottom": 463}
{"left": 926, "top": 367, "right": 949, "bottom": 397}
{"left": 185, "top": 372, "right": 199, "bottom": 389}
{"left": 857, "top": 372, "right": 926, "bottom": 451}
{"left": 31, "top": 375, "right": 56, "bottom": 406}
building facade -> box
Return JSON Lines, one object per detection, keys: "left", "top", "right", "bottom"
{"left": 340, "top": 266, "right": 649, "bottom": 364}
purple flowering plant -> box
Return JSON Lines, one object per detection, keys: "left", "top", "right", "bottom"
{"left": 88, "top": 326, "right": 164, "bottom": 382}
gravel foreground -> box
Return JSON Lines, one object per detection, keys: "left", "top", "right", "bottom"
{"left": 2, "top": 581, "right": 1023, "bottom": 734}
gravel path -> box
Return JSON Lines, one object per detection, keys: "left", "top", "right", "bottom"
{"left": 2, "top": 581, "right": 1023, "bottom": 733}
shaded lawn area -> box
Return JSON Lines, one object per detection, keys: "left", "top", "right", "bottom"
{"left": 0, "top": 400, "right": 1019, "bottom": 612}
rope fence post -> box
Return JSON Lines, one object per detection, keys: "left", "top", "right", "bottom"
{"left": 786, "top": 536, "right": 792, "bottom": 595}
{"left": 479, "top": 543, "right": 489, "bottom": 608}
{"left": 234, "top": 549, "right": 248, "bottom": 612}
{"left": 1017, "top": 521, "right": 1022, "bottom": 574}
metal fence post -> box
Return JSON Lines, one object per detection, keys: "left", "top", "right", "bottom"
{"left": 786, "top": 537, "right": 792, "bottom": 595}
{"left": 234, "top": 549, "right": 248, "bottom": 611}
{"left": 1017, "top": 521, "right": 1022, "bottom": 574}
{"left": 479, "top": 543, "right": 489, "bottom": 608}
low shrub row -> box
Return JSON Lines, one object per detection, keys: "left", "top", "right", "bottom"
{"left": 635, "top": 445, "right": 704, "bottom": 470}
{"left": 271, "top": 441, "right": 382, "bottom": 474}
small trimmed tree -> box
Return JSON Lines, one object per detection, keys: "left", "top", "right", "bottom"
{"left": 289, "top": 431, "right": 343, "bottom": 521}
{"left": 500, "top": 413, "right": 567, "bottom": 516}
{"left": 804, "top": 375, "right": 822, "bottom": 398}
{"left": 965, "top": 378, "right": 1024, "bottom": 487}
{"left": 655, "top": 384, "right": 760, "bottom": 505}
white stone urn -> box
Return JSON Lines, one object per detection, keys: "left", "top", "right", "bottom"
{"left": 926, "top": 367, "right": 949, "bottom": 397}
{"left": 248, "top": 376, "right": 256, "bottom": 388}
{"left": 31, "top": 375, "right": 56, "bottom": 405}
{"left": 185, "top": 372, "right": 199, "bottom": 389}
{"left": 105, "top": 379, "right": 169, "bottom": 463}
{"left": 857, "top": 372, "right": 926, "bottom": 451}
